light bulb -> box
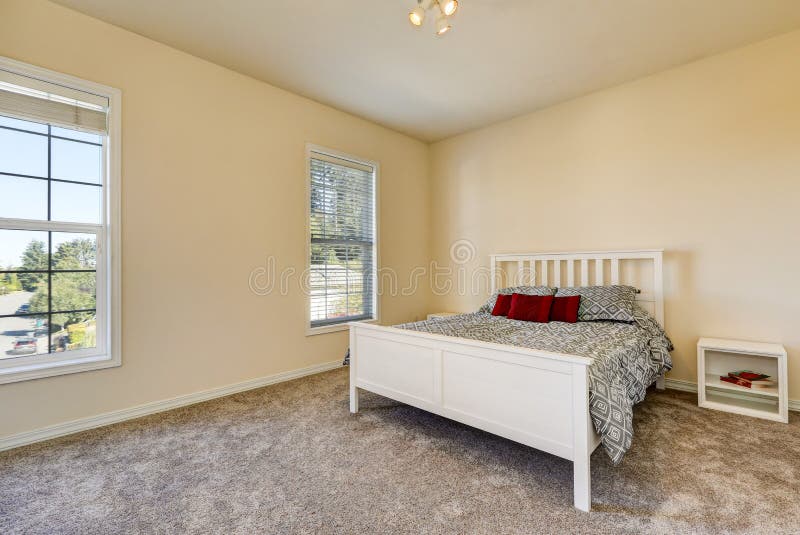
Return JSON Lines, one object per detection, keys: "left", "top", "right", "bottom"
{"left": 409, "top": 6, "right": 425, "bottom": 26}
{"left": 440, "top": 0, "right": 458, "bottom": 16}
{"left": 436, "top": 13, "right": 451, "bottom": 35}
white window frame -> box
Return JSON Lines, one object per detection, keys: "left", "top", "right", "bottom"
{"left": 0, "top": 56, "right": 121, "bottom": 384}
{"left": 305, "top": 143, "right": 379, "bottom": 336}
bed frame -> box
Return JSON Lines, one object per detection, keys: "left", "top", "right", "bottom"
{"left": 349, "top": 249, "right": 665, "bottom": 512}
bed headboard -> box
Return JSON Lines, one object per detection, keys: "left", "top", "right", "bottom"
{"left": 490, "top": 250, "right": 664, "bottom": 326}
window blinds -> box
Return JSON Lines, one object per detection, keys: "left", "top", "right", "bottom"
{"left": 0, "top": 69, "right": 108, "bottom": 134}
{"left": 309, "top": 150, "right": 376, "bottom": 327}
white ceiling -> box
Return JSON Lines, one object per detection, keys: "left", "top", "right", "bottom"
{"left": 52, "top": 0, "right": 800, "bottom": 142}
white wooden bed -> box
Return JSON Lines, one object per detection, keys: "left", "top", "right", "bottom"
{"left": 349, "top": 250, "right": 665, "bottom": 512}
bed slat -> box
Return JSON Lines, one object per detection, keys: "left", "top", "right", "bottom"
{"left": 610, "top": 258, "right": 620, "bottom": 285}
{"left": 540, "top": 260, "right": 548, "bottom": 287}
{"left": 581, "top": 259, "right": 589, "bottom": 287}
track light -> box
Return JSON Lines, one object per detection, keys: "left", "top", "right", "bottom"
{"left": 407, "top": 0, "right": 457, "bottom": 37}
{"left": 435, "top": 13, "right": 451, "bottom": 35}
{"left": 409, "top": 6, "right": 425, "bottom": 26}
{"left": 440, "top": 0, "right": 458, "bottom": 16}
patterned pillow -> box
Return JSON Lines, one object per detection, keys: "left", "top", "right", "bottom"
{"left": 479, "top": 286, "right": 556, "bottom": 313}
{"left": 555, "top": 285, "right": 637, "bottom": 322}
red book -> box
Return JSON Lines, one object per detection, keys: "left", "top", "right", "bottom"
{"left": 727, "top": 371, "right": 776, "bottom": 389}
{"left": 720, "top": 375, "right": 752, "bottom": 388}
{"left": 729, "top": 370, "right": 770, "bottom": 381}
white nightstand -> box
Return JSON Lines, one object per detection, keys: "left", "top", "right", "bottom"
{"left": 427, "top": 312, "right": 459, "bottom": 320}
{"left": 697, "top": 337, "right": 788, "bottom": 423}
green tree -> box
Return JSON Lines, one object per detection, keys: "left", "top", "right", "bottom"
{"left": 8, "top": 272, "right": 22, "bottom": 291}
{"left": 17, "top": 240, "right": 47, "bottom": 292}
{"left": 28, "top": 239, "right": 96, "bottom": 326}
{"left": 52, "top": 238, "right": 96, "bottom": 270}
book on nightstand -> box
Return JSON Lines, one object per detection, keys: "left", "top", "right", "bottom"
{"left": 719, "top": 370, "right": 777, "bottom": 389}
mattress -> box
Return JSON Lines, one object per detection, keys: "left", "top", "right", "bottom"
{"left": 394, "top": 306, "right": 673, "bottom": 464}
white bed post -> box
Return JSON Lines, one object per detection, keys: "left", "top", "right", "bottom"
{"left": 653, "top": 251, "right": 666, "bottom": 391}
{"left": 655, "top": 375, "right": 666, "bottom": 390}
{"left": 489, "top": 255, "right": 497, "bottom": 293}
{"left": 349, "top": 325, "right": 359, "bottom": 413}
{"left": 572, "top": 363, "right": 592, "bottom": 512}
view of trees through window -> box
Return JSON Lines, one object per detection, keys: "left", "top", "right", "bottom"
{"left": 0, "top": 114, "right": 102, "bottom": 359}
{"left": 308, "top": 152, "right": 375, "bottom": 327}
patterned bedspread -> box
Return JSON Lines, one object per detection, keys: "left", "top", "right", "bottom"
{"left": 394, "top": 307, "right": 673, "bottom": 464}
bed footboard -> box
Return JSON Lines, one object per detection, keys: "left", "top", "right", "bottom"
{"left": 348, "top": 322, "right": 599, "bottom": 512}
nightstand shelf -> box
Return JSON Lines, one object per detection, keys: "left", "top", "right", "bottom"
{"left": 697, "top": 337, "right": 787, "bottom": 423}
{"left": 703, "top": 373, "right": 779, "bottom": 398}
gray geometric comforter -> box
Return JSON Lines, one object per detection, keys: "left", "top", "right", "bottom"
{"left": 394, "top": 306, "right": 672, "bottom": 464}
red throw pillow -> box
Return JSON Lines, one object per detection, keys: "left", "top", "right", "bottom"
{"left": 549, "top": 295, "right": 581, "bottom": 323}
{"left": 507, "top": 294, "right": 554, "bottom": 323}
{"left": 491, "top": 293, "right": 513, "bottom": 316}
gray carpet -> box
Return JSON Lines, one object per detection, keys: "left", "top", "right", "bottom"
{"left": 1, "top": 367, "right": 798, "bottom": 534}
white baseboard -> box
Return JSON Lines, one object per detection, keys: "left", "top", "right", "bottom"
{"left": 664, "top": 378, "right": 698, "bottom": 393}
{"left": 0, "top": 360, "right": 342, "bottom": 452}
{"left": 665, "top": 378, "right": 800, "bottom": 412}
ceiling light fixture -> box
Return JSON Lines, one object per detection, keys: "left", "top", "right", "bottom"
{"left": 408, "top": 0, "right": 458, "bottom": 36}
{"left": 435, "top": 13, "right": 451, "bottom": 35}
{"left": 409, "top": 6, "right": 425, "bottom": 26}
{"left": 440, "top": 0, "right": 458, "bottom": 16}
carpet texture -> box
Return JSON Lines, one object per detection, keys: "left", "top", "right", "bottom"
{"left": 1, "top": 367, "right": 798, "bottom": 534}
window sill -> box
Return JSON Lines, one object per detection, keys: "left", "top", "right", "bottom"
{"left": 306, "top": 318, "right": 377, "bottom": 337}
{"left": 0, "top": 353, "right": 120, "bottom": 385}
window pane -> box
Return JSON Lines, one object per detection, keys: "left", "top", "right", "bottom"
{"left": 309, "top": 241, "right": 372, "bottom": 326}
{"left": 0, "top": 127, "right": 47, "bottom": 177}
{"left": 51, "top": 181, "right": 101, "bottom": 223}
{"left": 51, "top": 126, "right": 102, "bottom": 144}
{"left": 52, "top": 272, "right": 96, "bottom": 313}
{"left": 51, "top": 311, "right": 96, "bottom": 353}
{"left": 309, "top": 157, "right": 374, "bottom": 242}
{"left": 0, "top": 315, "right": 49, "bottom": 359}
{"left": 0, "top": 175, "right": 48, "bottom": 220}
{"left": 52, "top": 138, "right": 101, "bottom": 184}
{"left": 0, "top": 115, "right": 48, "bottom": 134}
{"left": 51, "top": 233, "right": 97, "bottom": 270}
{"left": 0, "top": 229, "right": 48, "bottom": 271}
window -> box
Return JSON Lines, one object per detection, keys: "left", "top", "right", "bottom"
{"left": 0, "top": 57, "right": 120, "bottom": 383}
{"left": 307, "top": 145, "right": 377, "bottom": 335}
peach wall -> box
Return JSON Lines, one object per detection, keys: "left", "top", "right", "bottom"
{"left": 0, "top": 0, "right": 430, "bottom": 438}
{"left": 429, "top": 30, "right": 800, "bottom": 399}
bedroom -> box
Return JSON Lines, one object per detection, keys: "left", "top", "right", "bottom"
{"left": 0, "top": 0, "right": 798, "bottom": 533}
